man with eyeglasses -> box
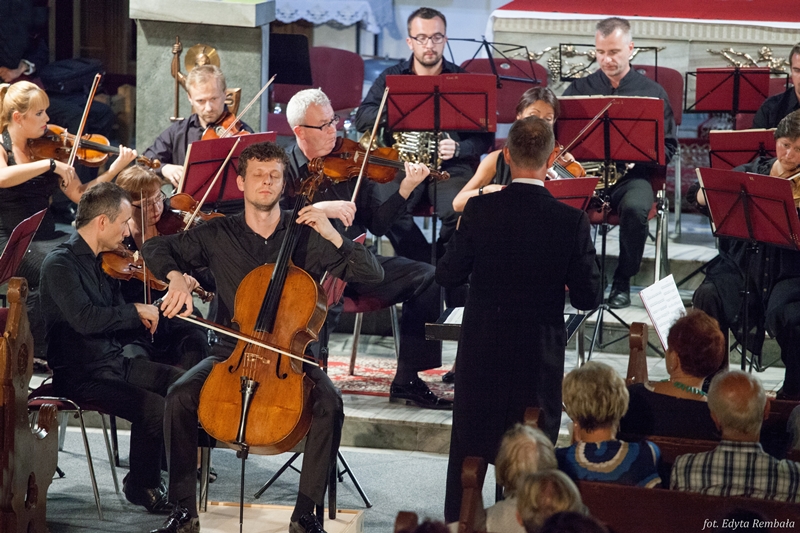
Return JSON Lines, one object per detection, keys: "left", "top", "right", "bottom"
{"left": 284, "top": 88, "right": 452, "bottom": 410}
{"left": 144, "top": 64, "right": 253, "bottom": 198}
{"left": 354, "top": 7, "right": 494, "bottom": 263}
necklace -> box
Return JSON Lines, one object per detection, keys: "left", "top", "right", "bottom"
{"left": 672, "top": 381, "right": 707, "bottom": 397}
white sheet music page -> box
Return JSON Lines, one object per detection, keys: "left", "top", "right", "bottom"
{"left": 638, "top": 274, "right": 685, "bottom": 350}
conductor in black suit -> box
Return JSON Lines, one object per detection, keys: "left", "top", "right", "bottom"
{"left": 436, "top": 116, "right": 602, "bottom": 522}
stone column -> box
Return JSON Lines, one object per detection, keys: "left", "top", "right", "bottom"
{"left": 130, "top": 0, "right": 274, "bottom": 151}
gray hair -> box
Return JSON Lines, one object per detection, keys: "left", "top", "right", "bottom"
{"left": 286, "top": 88, "right": 331, "bottom": 129}
{"left": 495, "top": 424, "right": 557, "bottom": 495}
{"left": 707, "top": 370, "right": 766, "bottom": 436}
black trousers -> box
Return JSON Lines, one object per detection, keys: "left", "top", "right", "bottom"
{"left": 766, "top": 279, "right": 800, "bottom": 396}
{"left": 164, "top": 350, "right": 344, "bottom": 515}
{"left": 608, "top": 177, "right": 654, "bottom": 282}
{"left": 344, "top": 255, "right": 442, "bottom": 372}
{"left": 385, "top": 169, "right": 472, "bottom": 263}
{"left": 53, "top": 357, "right": 183, "bottom": 488}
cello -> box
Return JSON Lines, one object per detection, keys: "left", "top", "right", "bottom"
{"left": 196, "top": 172, "right": 327, "bottom": 454}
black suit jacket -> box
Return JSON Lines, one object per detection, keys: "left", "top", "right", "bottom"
{"left": 436, "top": 181, "right": 601, "bottom": 450}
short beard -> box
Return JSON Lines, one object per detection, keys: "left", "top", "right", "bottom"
{"left": 415, "top": 52, "right": 442, "bottom": 68}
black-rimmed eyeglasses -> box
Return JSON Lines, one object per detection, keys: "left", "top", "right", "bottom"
{"left": 409, "top": 33, "right": 446, "bottom": 45}
{"left": 299, "top": 115, "right": 340, "bottom": 131}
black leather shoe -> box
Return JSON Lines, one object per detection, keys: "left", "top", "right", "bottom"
{"left": 123, "top": 476, "right": 171, "bottom": 514}
{"left": 289, "top": 512, "right": 326, "bottom": 533}
{"left": 607, "top": 288, "right": 630, "bottom": 309}
{"left": 441, "top": 370, "right": 455, "bottom": 384}
{"left": 150, "top": 506, "right": 200, "bottom": 533}
{"left": 390, "top": 378, "right": 453, "bottom": 410}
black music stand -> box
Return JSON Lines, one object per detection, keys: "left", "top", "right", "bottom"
{"left": 0, "top": 209, "right": 47, "bottom": 305}
{"left": 385, "top": 73, "right": 497, "bottom": 263}
{"left": 557, "top": 96, "right": 665, "bottom": 358}
{"left": 698, "top": 167, "right": 800, "bottom": 371}
{"left": 686, "top": 67, "right": 771, "bottom": 116}
{"left": 449, "top": 38, "right": 543, "bottom": 86}
{"left": 180, "top": 132, "right": 277, "bottom": 215}
{"left": 708, "top": 128, "right": 776, "bottom": 170}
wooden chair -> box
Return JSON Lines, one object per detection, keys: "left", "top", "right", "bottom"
{"left": 1, "top": 278, "right": 58, "bottom": 533}
{"left": 577, "top": 480, "right": 800, "bottom": 533}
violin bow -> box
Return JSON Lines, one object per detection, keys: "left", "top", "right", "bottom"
{"left": 560, "top": 99, "right": 616, "bottom": 155}
{"left": 65, "top": 73, "right": 102, "bottom": 171}
{"left": 169, "top": 313, "right": 319, "bottom": 367}
{"left": 183, "top": 137, "right": 241, "bottom": 230}
{"left": 351, "top": 86, "right": 390, "bottom": 203}
{"left": 221, "top": 74, "right": 277, "bottom": 137}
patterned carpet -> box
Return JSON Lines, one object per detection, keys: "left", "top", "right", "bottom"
{"left": 326, "top": 353, "right": 455, "bottom": 400}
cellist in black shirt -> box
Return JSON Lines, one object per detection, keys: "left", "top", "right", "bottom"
{"left": 142, "top": 142, "right": 382, "bottom": 533}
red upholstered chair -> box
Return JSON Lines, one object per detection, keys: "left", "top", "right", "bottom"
{"left": 461, "top": 58, "right": 548, "bottom": 149}
{"left": 632, "top": 64, "right": 684, "bottom": 236}
{"left": 320, "top": 234, "right": 399, "bottom": 376}
{"left": 270, "top": 46, "right": 365, "bottom": 137}
{"left": 28, "top": 382, "right": 120, "bottom": 519}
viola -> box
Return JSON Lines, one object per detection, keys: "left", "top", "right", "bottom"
{"left": 156, "top": 192, "right": 225, "bottom": 235}
{"left": 548, "top": 143, "right": 586, "bottom": 180}
{"left": 100, "top": 248, "right": 214, "bottom": 303}
{"left": 27, "top": 125, "right": 160, "bottom": 169}
{"left": 307, "top": 137, "right": 450, "bottom": 184}
{"left": 196, "top": 174, "right": 328, "bottom": 454}
{"left": 201, "top": 110, "right": 248, "bottom": 140}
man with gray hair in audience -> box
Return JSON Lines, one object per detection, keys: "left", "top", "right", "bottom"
{"left": 671, "top": 370, "right": 800, "bottom": 501}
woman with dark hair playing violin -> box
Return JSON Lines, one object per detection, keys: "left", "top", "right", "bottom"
{"left": 452, "top": 87, "right": 577, "bottom": 212}
{"left": 0, "top": 80, "right": 137, "bottom": 358}
{"left": 112, "top": 166, "right": 211, "bottom": 371}
{"left": 144, "top": 65, "right": 252, "bottom": 192}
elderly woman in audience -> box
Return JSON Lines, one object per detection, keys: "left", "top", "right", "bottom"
{"left": 517, "top": 470, "right": 586, "bottom": 533}
{"left": 619, "top": 310, "right": 725, "bottom": 440}
{"left": 557, "top": 362, "right": 661, "bottom": 487}
{"left": 484, "top": 424, "right": 558, "bottom": 533}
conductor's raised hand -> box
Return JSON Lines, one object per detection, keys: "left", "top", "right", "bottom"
{"left": 160, "top": 270, "right": 194, "bottom": 318}
{"left": 297, "top": 205, "right": 344, "bottom": 248}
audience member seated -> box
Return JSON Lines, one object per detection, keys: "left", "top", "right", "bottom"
{"left": 485, "top": 424, "right": 558, "bottom": 533}
{"left": 538, "top": 512, "right": 609, "bottom": 533}
{"left": 619, "top": 310, "right": 725, "bottom": 440}
{"left": 517, "top": 470, "right": 586, "bottom": 533}
{"left": 557, "top": 362, "right": 661, "bottom": 487}
{"left": 671, "top": 370, "right": 800, "bottom": 502}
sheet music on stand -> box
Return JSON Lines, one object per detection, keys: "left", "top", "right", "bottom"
{"left": 639, "top": 274, "right": 685, "bottom": 350}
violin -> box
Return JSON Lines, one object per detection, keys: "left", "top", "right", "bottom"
{"left": 548, "top": 143, "right": 586, "bottom": 180}
{"left": 201, "top": 109, "right": 248, "bottom": 140}
{"left": 100, "top": 248, "right": 214, "bottom": 303}
{"left": 197, "top": 174, "right": 326, "bottom": 453}
{"left": 155, "top": 192, "right": 225, "bottom": 235}
{"left": 28, "top": 125, "right": 161, "bottom": 169}
{"left": 307, "top": 137, "right": 450, "bottom": 184}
